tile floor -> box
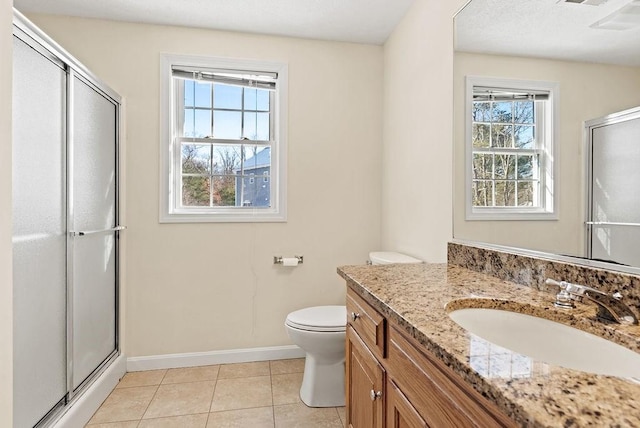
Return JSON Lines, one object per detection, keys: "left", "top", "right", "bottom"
{"left": 85, "top": 359, "right": 346, "bottom": 427}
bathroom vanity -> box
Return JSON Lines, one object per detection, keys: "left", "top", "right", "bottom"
{"left": 339, "top": 243, "right": 640, "bottom": 427}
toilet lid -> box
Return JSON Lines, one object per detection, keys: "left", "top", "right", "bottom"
{"left": 286, "top": 306, "right": 346, "bottom": 332}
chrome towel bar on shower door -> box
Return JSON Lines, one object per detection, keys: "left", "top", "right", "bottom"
{"left": 70, "top": 225, "right": 127, "bottom": 237}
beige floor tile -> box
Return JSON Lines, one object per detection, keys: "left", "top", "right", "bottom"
{"left": 88, "top": 386, "right": 158, "bottom": 424}
{"left": 116, "top": 370, "right": 167, "bottom": 388}
{"left": 138, "top": 413, "right": 209, "bottom": 427}
{"left": 86, "top": 422, "right": 140, "bottom": 428}
{"left": 207, "top": 407, "right": 274, "bottom": 427}
{"left": 210, "top": 376, "right": 272, "bottom": 412}
{"left": 162, "top": 365, "right": 220, "bottom": 384}
{"left": 217, "top": 361, "right": 270, "bottom": 379}
{"left": 143, "top": 381, "right": 215, "bottom": 419}
{"left": 274, "top": 403, "right": 343, "bottom": 428}
{"left": 270, "top": 359, "right": 305, "bottom": 375}
{"left": 336, "top": 407, "right": 346, "bottom": 427}
{"left": 272, "top": 373, "right": 303, "bottom": 405}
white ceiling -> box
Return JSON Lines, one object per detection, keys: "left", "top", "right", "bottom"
{"left": 455, "top": 0, "right": 640, "bottom": 67}
{"left": 13, "top": 0, "right": 415, "bottom": 45}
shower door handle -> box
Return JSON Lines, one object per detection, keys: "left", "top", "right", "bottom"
{"left": 70, "top": 225, "right": 126, "bottom": 237}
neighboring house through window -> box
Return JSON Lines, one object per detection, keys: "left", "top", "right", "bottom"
{"left": 466, "top": 77, "right": 558, "bottom": 220}
{"left": 159, "top": 54, "right": 288, "bottom": 222}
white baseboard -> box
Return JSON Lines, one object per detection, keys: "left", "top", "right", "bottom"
{"left": 52, "top": 354, "right": 127, "bottom": 428}
{"left": 127, "top": 345, "right": 306, "bottom": 372}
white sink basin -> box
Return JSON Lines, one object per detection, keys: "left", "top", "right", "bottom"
{"left": 448, "top": 308, "right": 640, "bottom": 379}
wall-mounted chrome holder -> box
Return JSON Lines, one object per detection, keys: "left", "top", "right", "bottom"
{"left": 273, "top": 256, "right": 304, "bottom": 265}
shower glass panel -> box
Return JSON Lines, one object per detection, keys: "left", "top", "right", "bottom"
{"left": 71, "top": 76, "right": 118, "bottom": 390}
{"left": 589, "top": 115, "right": 640, "bottom": 267}
{"left": 12, "top": 36, "right": 68, "bottom": 427}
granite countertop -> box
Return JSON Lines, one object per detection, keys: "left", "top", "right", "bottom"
{"left": 338, "top": 263, "right": 640, "bottom": 427}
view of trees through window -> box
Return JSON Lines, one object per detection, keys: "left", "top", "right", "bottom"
{"left": 178, "top": 78, "right": 272, "bottom": 208}
{"left": 471, "top": 97, "right": 540, "bottom": 208}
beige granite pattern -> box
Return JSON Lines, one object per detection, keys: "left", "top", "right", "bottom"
{"left": 448, "top": 242, "right": 640, "bottom": 313}
{"left": 337, "top": 262, "right": 640, "bottom": 427}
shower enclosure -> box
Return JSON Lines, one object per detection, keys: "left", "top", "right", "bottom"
{"left": 12, "top": 12, "right": 122, "bottom": 427}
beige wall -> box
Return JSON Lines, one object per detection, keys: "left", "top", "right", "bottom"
{"left": 29, "top": 14, "right": 383, "bottom": 357}
{"left": 0, "top": 0, "right": 12, "bottom": 424}
{"left": 454, "top": 52, "right": 640, "bottom": 256}
{"left": 381, "top": 0, "right": 467, "bottom": 263}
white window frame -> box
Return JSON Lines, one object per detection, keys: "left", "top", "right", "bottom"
{"left": 465, "top": 76, "right": 559, "bottom": 221}
{"left": 159, "top": 53, "right": 288, "bottom": 223}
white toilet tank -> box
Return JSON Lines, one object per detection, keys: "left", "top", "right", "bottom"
{"left": 369, "top": 251, "right": 422, "bottom": 265}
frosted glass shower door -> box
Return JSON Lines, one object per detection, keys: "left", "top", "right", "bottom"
{"left": 589, "top": 114, "right": 640, "bottom": 267}
{"left": 12, "top": 36, "right": 68, "bottom": 427}
{"left": 70, "top": 76, "right": 118, "bottom": 390}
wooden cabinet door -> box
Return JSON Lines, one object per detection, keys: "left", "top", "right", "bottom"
{"left": 347, "top": 326, "right": 385, "bottom": 428}
{"left": 387, "top": 380, "right": 428, "bottom": 428}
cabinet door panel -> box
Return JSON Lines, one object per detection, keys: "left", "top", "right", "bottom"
{"left": 346, "top": 326, "right": 384, "bottom": 428}
{"left": 387, "top": 380, "right": 428, "bottom": 428}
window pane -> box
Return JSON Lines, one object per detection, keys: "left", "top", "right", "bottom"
{"left": 182, "top": 176, "right": 210, "bottom": 206}
{"left": 517, "top": 182, "right": 535, "bottom": 206}
{"left": 472, "top": 124, "right": 490, "bottom": 148}
{"left": 194, "top": 109, "right": 212, "bottom": 138}
{"left": 514, "top": 101, "right": 534, "bottom": 124}
{"left": 244, "top": 113, "right": 270, "bottom": 141}
{"left": 473, "top": 101, "right": 491, "bottom": 122}
{"left": 514, "top": 125, "right": 535, "bottom": 149}
{"left": 182, "top": 144, "right": 211, "bottom": 174}
{"left": 473, "top": 154, "right": 492, "bottom": 179}
{"left": 184, "top": 80, "right": 194, "bottom": 107}
{"left": 214, "top": 84, "right": 242, "bottom": 109}
{"left": 495, "top": 181, "right": 516, "bottom": 206}
{"left": 492, "top": 101, "right": 512, "bottom": 123}
{"left": 517, "top": 155, "right": 535, "bottom": 179}
{"left": 244, "top": 88, "right": 257, "bottom": 110}
{"left": 239, "top": 174, "right": 271, "bottom": 207}
{"left": 472, "top": 181, "right": 493, "bottom": 207}
{"left": 211, "top": 176, "right": 237, "bottom": 206}
{"left": 491, "top": 124, "right": 513, "bottom": 148}
{"left": 256, "top": 90, "right": 270, "bottom": 111}
{"left": 257, "top": 113, "right": 270, "bottom": 141}
{"left": 494, "top": 154, "right": 515, "bottom": 179}
{"left": 243, "top": 146, "right": 270, "bottom": 172}
{"left": 213, "top": 111, "right": 242, "bottom": 139}
{"left": 194, "top": 82, "right": 212, "bottom": 108}
{"left": 211, "top": 145, "right": 242, "bottom": 174}
{"left": 183, "top": 108, "right": 195, "bottom": 137}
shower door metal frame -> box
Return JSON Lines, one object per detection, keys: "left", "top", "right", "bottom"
{"left": 13, "top": 9, "right": 123, "bottom": 424}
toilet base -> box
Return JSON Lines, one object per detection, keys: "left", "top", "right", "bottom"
{"left": 299, "top": 355, "right": 345, "bottom": 407}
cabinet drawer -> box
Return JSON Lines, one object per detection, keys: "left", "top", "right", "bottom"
{"left": 387, "top": 326, "right": 516, "bottom": 428}
{"left": 347, "top": 288, "right": 386, "bottom": 359}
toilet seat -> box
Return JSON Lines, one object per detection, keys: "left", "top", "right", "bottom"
{"left": 285, "top": 305, "right": 346, "bottom": 332}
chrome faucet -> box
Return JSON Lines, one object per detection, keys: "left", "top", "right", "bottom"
{"left": 546, "top": 278, "right": 638, "bottom": 325}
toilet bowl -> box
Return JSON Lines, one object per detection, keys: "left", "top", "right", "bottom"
{"left": 285, "top": 251, "right": 421, "bottom": 408}
{"left": 285, "top": 305, "right": 347, "bottom": 407}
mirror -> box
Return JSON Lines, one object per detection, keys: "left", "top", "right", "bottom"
{"left": 453, "top": 0, "right": 640, "bottom": 271}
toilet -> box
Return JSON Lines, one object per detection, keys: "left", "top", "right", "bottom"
{"left": 284, "top": 251, "right": 421, "bottom": 407}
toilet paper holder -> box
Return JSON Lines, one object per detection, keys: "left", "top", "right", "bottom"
{"left": 273, "top": 255, "right": 304, "bottom": 265}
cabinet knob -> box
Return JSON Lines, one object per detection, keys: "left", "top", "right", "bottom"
{"left": 370, "top": 389, "right": 382, "bottom": 401}
{"left": 351, "top": 312, "right": 361, "bottom": 322}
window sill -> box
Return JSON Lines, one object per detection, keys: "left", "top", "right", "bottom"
{"left": 466, "top": 209, "right": 557, "bottom": 221}
{"left": 159, "top": 209, "right": 287, "bottom": 223}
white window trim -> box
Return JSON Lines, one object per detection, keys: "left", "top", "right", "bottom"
{"left": 465, "top": 76, "right": 559, "bottom": 221}
{"left": 159, "top": 53, "right": 288, "bottom": 223}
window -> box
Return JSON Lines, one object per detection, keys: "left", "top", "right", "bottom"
{"left": 465, "top": 77, "right": 558, "bottom": 220}
{"left": 160, "top": 54, "right": 288, "bottom": 222}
